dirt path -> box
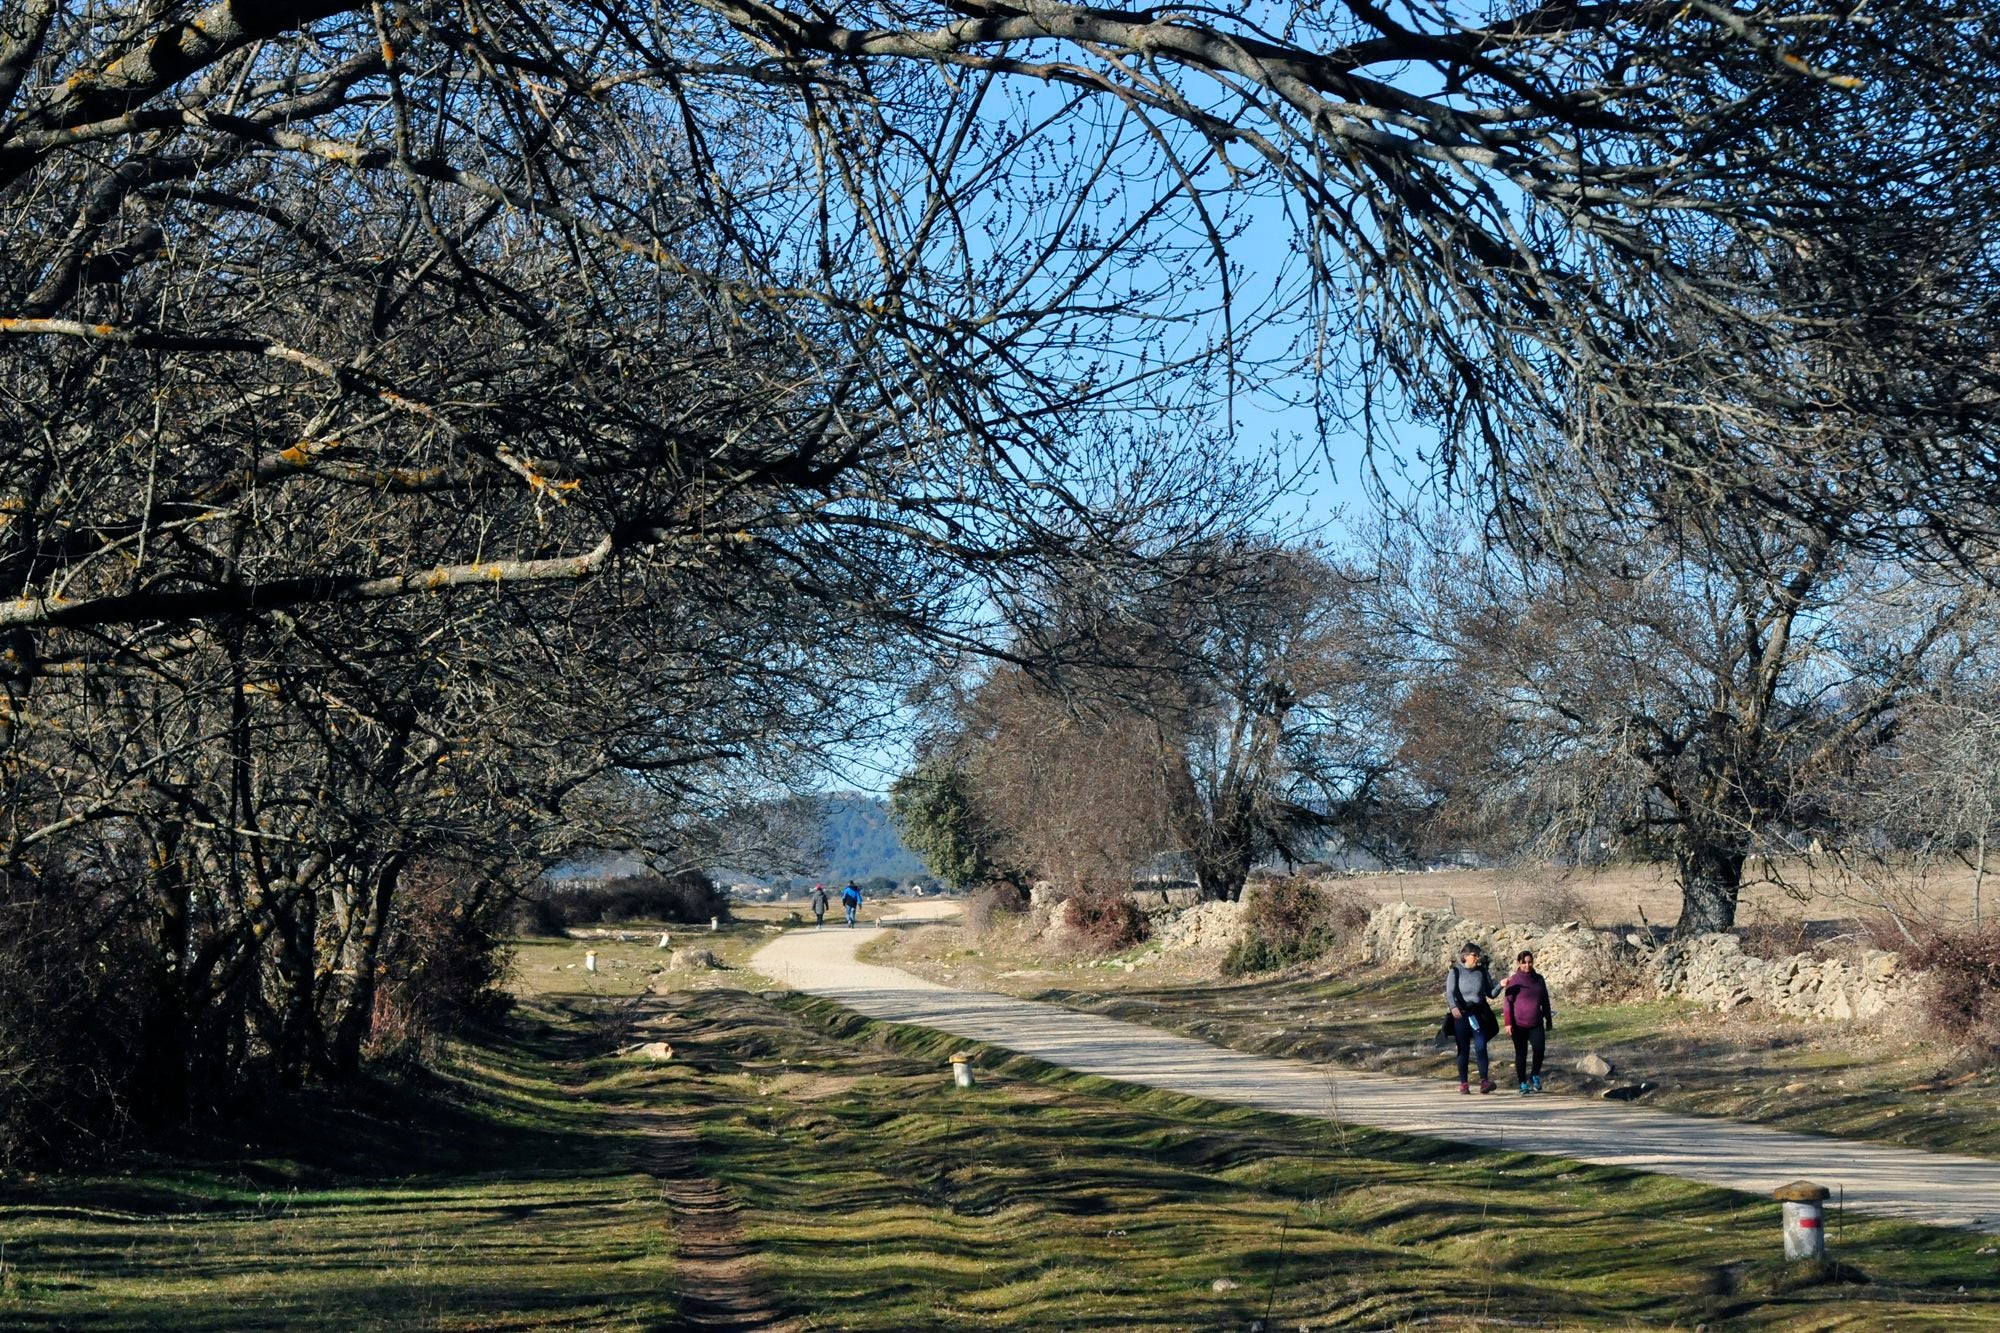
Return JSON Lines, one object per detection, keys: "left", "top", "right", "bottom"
{"left": 566, "top": 1002, "right": 803, "bottom": 1333}
{"left": 753, "top": 902, "right": 2000, "bottom": 1235}
{"left": 614, "top": 1105, "right": 803, "bottom": 1333}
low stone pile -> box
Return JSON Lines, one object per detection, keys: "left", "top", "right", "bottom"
{"left": 1646, "top": 933, "right": 1905, "bottom": 1021}
{"left": 1360, "top": 901, "right": 1622, "bottom": 994}
{"left": 1358, "top": 900, "right": 1912, "bottom": 1023}
{"left": 1151, "top": 899, "right": 1248, "bottom": 953}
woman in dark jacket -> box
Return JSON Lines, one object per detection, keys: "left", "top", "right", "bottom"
{"left": 1501, "top": 950, "right": 1554, "bottom": 1094}
{"left": 1445, "top": 942, "right": 1501, "bottom": 1094}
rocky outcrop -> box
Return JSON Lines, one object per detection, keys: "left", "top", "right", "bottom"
{"left": 1359, "top": 900, "right": 1911, "bottom": 1023}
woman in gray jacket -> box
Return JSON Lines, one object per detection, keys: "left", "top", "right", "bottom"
{"left": 1445, "top": 942, "right": 1501, "bottom": 1094}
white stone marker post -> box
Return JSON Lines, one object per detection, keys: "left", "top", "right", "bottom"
{"left": 1773, "top": 1180, "right": 1830, "bottom": 1261}
{"left": 709, "top": 916, "right": 719, "bottom": 932}
{"left": 950, "top": 1053, "right": 975, "bottom": 1089}
{"left": 658, "top": 932, "right": 671, "bottom": 949}
{"left": 584, "top": 950, "right": 597, "bottom": 973}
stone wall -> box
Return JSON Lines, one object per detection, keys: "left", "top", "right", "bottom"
{"left": 1644, "top": 932, "right": 1907, "bottom": 1021}
{"left": 1359, "top": 900, "right": 1911, "bottom": 1022}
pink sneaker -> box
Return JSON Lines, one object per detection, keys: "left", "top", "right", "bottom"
{"left": 1458, "top": 1082, "right": 1470, "bottom": 1095}
{"left": 1479, "top": 1079, "right": 1496, "bottom": 1094}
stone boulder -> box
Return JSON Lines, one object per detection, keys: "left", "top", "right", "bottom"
{"left": 668, "top": 947, "right": 721, "bottom": 971}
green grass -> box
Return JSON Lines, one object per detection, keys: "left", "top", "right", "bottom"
{"left": 648, "top": 988, "right": 2000, "bottom": 1330}
{"left": 4, "top": 966, "right": 1996, "bottom": 1330}
{"left": 0, "top": 1012, "right": 679, "bottom": 1330}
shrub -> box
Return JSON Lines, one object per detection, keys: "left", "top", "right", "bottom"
{"left": 1514, "top": 880, "right": 1595, "bottom": 927}
{"left": 1912, "top": 925, "right": 2000, "bottom": 1056}
{"left": 368, "top": 864, "right": 516, "bottom": 1061}
{"left": 523, "top": 870, "right": 728, "bottom": 932}
{"left": 964, "top": 880, "right": 1029, "bottom": 937}
{"left": 0, "top": 866, "right": 153, "bottom": 1168}
{"left": 1735, "top": 915, "right": 1813, "bottom": 960}
{"left": 1222, "top": 881, "right": 1368, "bottom": 977}
{"left": 1060, "top": 885, "right": 1151, "bottom": 954}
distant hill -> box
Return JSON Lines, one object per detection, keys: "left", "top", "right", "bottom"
{"left": 816, "top": 792, "right": 926, "bottom": 885}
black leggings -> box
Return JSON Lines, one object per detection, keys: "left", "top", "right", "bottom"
{"left": 1511, "top": 1025, "right": 1545, "bottom": 1083}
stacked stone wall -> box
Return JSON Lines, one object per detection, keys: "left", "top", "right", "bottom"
{"left": 1358, "top": 900, "right": 1911, "bottom": 1021}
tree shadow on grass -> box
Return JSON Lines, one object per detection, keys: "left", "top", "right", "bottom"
{"left": 0, "top": 1007, "right": 680, "bottom": 1331}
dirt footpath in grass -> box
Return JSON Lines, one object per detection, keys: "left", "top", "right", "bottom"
{"left": 865, "top": 910, "right": 2000, "bottom": 1162}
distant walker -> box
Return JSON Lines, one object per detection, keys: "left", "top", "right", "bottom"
{"left": 840, "top": 882, "right": 863, "bottom": 927}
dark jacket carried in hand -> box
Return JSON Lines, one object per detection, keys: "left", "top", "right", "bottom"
{"left": 1443, "top": 962, "right": 1501, "bottom": 1038}
{"left": 1502, "top": 969, "right": 1552, "bottom": 1029}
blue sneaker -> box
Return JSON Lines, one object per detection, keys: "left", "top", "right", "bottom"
{"left": 1530, "top": 1075, "right": 1544, "bottom": 1093}
{"left": 1518, "top": 1081, "right": 1530, "bottom": 1096}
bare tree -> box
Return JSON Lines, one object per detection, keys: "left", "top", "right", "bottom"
{"left": 1383, "top": 515, "right": 1996, "bottom": 933}
{"left": 1846, "top": 693, "right": 2000, "bottom": 931}
{"left": 925, "top": 544, "right": 1382, "bottom": 900}
{"left": 952, "top": 666, "right": 1172, "bottom": 892}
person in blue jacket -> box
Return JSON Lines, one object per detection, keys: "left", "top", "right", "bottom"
{"left": 840, "top": 882, "right": 862, "bottom": 926}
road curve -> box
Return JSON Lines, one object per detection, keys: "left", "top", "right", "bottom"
{"left": 753, "top": 902, "right": 2000, "bottom": 1234}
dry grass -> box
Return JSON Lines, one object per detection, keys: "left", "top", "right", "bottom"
{"left": 1337, "top": 859, "right": 1989, "bottom": 932}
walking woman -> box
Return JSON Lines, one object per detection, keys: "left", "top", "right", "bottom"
{"left": 1445, "top": 942, "right": 1501, "bottom": 1094}
{"left": 1502, "top": 950, "right": 1554, "bottom": 1094}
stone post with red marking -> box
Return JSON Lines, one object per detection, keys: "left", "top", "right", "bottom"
{"left": 1773, "top": 1180, "right": 1830, "bottom": 1260}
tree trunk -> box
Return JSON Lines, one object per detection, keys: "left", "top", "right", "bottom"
{"left": 1974, "top": 825, "right": 1986, "bottom": 929}
{"left": 1674, "top": 842, "right": 1747, "bottom": 936}
{"left": 1192, "top": 855, "right": 1250, "bottom": 902}
{"left": 325, "top": 853, "right": 407, "bottom": 1080}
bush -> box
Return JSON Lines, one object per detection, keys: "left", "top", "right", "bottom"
{"left": 1514, "top": 879, "right": 1595, "bottom": 927}
{"left": 0, "top": 866, "right": 154, "bottom": 1169}
{"left": 1734, "top": 914, "right": 1814, "bottom": 960}
{"left": 1223, "top": 881, "right": 1368, "bottom": 977}
{"left": 368, "top": 863, "right": 516, "bottom": 1061}
{"left": 1060, "top": 885, "right": 1150, "bottom": 954}
{"left": 965, "top": 880, "right": 1029, "bottom": 936}
{"left": 1912, "top": 925, "right": 2000, "bottom": 1055}
{"left": 522, "top": 870, "right": 728, "bottom": 932}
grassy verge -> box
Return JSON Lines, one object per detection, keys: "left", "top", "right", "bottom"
{"left": 509, "top": 900, "right": 819, "bottom": 1000}
{"left": 866, "top": 917, "right": 2000, "bottom": 1159}
{"left": 0, "top": 1009, "right": 679, "bottom": 1331}
{"left": 651, "top": 986, "right": 1999, "bottom": 1330}
{"left": 7, "top": 937, "right": 1995, "bottom": 1331}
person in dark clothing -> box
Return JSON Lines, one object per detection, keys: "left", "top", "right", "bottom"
{"left": 1445, "top": 942, "right": 1501, "bottom": 1094}
{"left": 809, "top": 884, "right": 830, "bottom": 929}
{"left": 1502, "top": 950, "right": 1554, "bottom": 1094}
{"left": 840, "top": 882, "right": 862, "bottom": 926}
